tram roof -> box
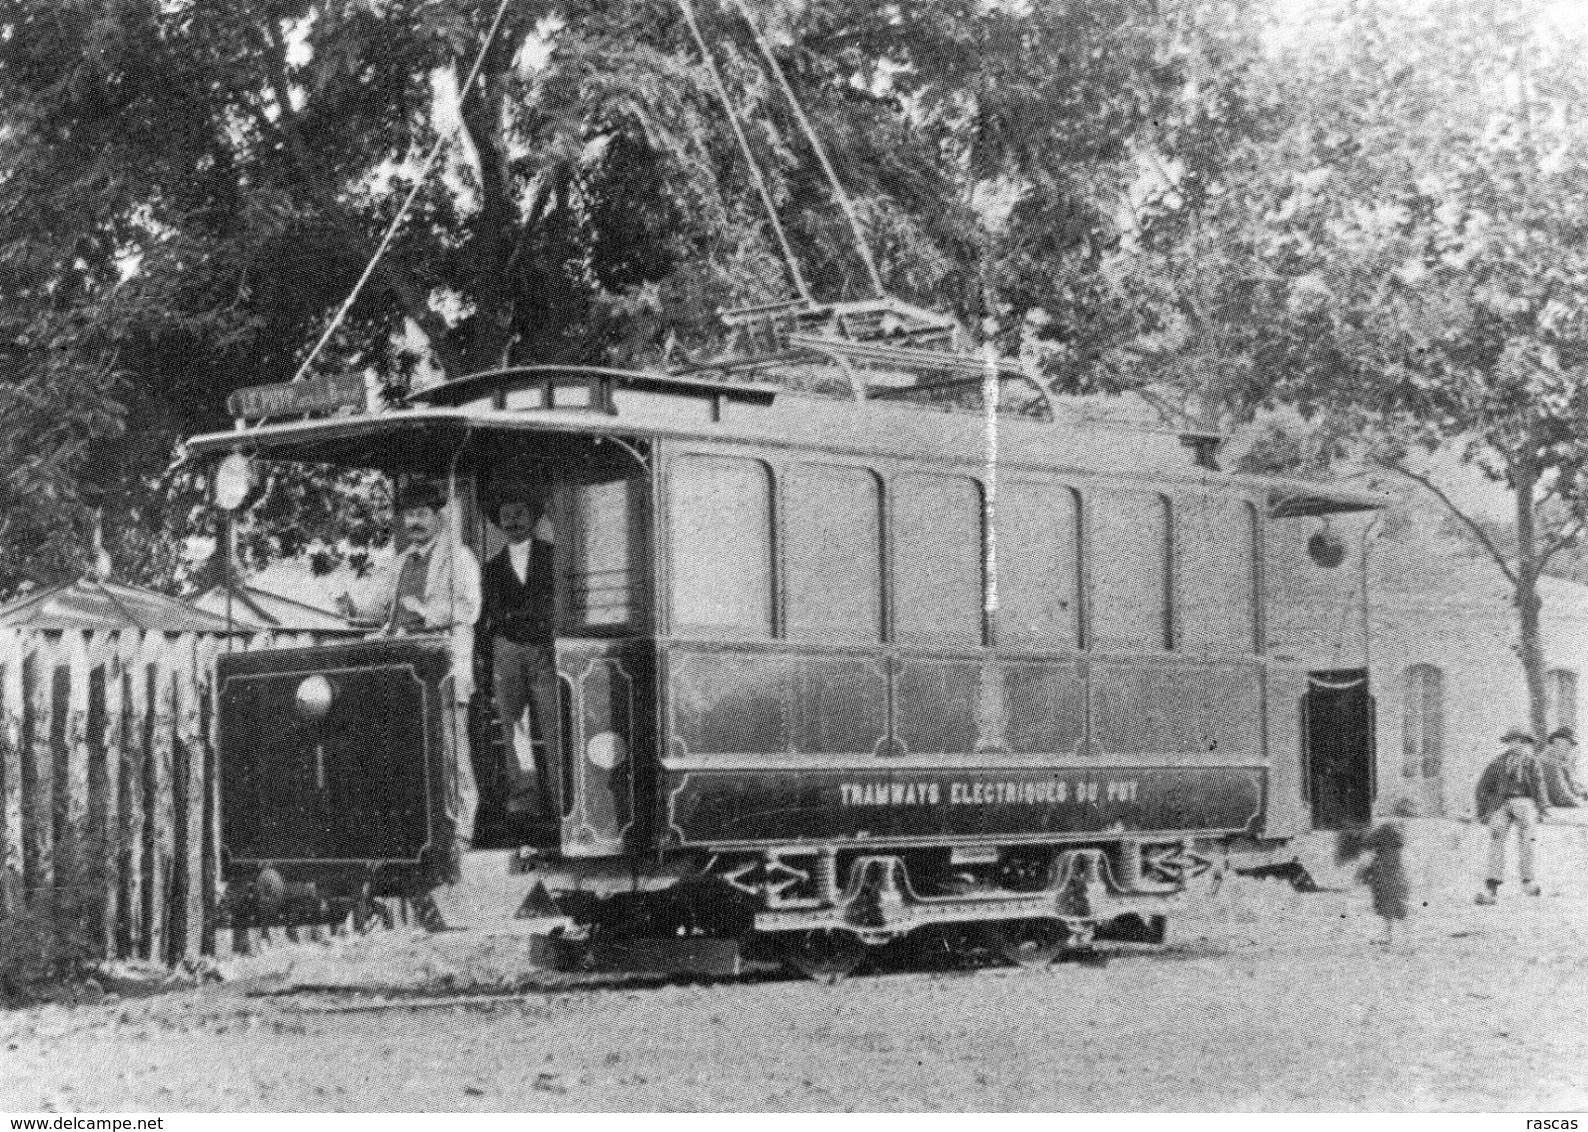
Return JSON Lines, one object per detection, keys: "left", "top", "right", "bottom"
{"left": 185, "top": 373, "right": 1386, "bottom": 517}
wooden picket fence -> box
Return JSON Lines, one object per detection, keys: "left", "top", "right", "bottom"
{"left": 0, "top": 626, "right": 324, "bottom": 965}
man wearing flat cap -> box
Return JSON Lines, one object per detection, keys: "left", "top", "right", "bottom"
{"left": 1473, "top": 729, "right": 1550, "bottom": 904}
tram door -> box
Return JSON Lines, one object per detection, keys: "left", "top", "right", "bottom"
{"left": 472, "top": 452, "right": 650, "bottom": 853}
{"left": 1304, "top": 669, "right": 1376, "bottom": 830}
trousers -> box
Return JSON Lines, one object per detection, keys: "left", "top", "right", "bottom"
{"left": 448, "top": 700, "right": 478, "bottom": 846}
{"left": 1485, "top": 796, "right": 1539, "bottom": 883}
{"left": 492, "top": 637, "right": 559, "bottom": 817}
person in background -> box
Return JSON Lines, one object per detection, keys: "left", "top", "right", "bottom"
{"left": 339, "top": 480, "right": 482, "bottom": 870}
{"left": 1473, "top": 729, "right": 1551, "bottom": 904}
{"left": 481, "top": 492, "right": 559, "bottom": 825}
{"left": 1545, "top": 726, "right": 1585, "bottom": 802}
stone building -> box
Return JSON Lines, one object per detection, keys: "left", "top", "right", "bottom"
{"left": 1265, "top": 487, "right": 1588, "bottom": 827}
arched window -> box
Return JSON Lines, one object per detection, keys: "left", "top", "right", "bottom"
{"left": 1177, "top": 497, "right": 1259, "bottom": 655}
{"left": 669, "top": 454, "right": 774, "bottom": 637}
{"left": 999, "top": 481, "right": 1081, "bottom": 650}
{"left": 892, "top": 473, "right": 984, "bottom": 647}
{"left": 1403, "top": 664, "right": 1444, "bottom": 780}
{"left": 1090, "top": 491, "right": 1172, "bottom": 652}
{"left": 1547, "top": 668, "right": 1579, "bottom": 735}
{"left": 785, "top": 464, "right": 883, "bottom": 643}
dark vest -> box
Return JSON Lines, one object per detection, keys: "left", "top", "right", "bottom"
{"left": 483, "top": 540, "right": 556, "bottom": 645}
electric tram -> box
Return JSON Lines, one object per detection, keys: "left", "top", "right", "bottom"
{"left": 187, "top": 295, "right": 1381, "bottom": 976}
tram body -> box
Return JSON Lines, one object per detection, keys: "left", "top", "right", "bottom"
{"left": 191, "top": 354, "right": 1377, "bottom": 959}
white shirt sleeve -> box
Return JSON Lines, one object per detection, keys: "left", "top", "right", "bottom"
{"left": 421, "top": 542, "right": 482, "bottom": 629}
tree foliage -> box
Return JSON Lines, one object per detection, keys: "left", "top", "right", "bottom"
{"left": 0, "top": 0, "right": 1263, "bottom": 596}
{"left": 1220, "top": 0, "right": 1588, "bottom": 732}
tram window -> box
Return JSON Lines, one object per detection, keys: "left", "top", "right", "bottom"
{"left": 999, "top": 482, "right": 1080, "bottom": 650}
{"left": 893, "top": 473, "right": 983, "bottom": 647}
{"left": 669, "top": 454, "right": 773, "bottom": 636}
{"left": 1089, "top": 491, "right": 1170, "bottom": 652}
{"left": 570, "top": 478, "right": 643, "bottom": 629}
{"left": 785, "top": 465, "right": 883, "bottom": 643}
{"left": 1177, "top": 498, "right": 1258, "bottom": 654}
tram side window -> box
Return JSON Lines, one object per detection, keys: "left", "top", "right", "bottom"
{"left": 669, "top": 455, "right": 773, "bottom": 637}
{"left": 1177, "top": 498, "right": 1258, "bottom": 654}
{"left": 570, "top": 477, "right": 644, "bottom": 629}
{"left": 999, "top": 482, "right": 1081, "bottom": 650}
{"left": 893, "top": 473, "right": 983, "bottom": 647}
{"left": 785, "top": 465, "right": 883, "bottom": 642}
{"left": 1089, "top": 491, "right": 1171, "bottom": 652}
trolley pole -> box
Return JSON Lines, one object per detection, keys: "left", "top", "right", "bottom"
{"left": 975, "top": 316, "right": 1008, "bottom": 753}
{"left": 982, "top": 318, "right": 1000, "bottom": 649}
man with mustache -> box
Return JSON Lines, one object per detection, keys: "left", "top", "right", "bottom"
{"left": 340, "top": 480, "right": 482, "bottom": 875}
{"left": 481, "top": 491, "right": 558, "bottom": 828}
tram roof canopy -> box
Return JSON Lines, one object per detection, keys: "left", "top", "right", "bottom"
{"left": 185, "top": 374, "right": 1387, "bottom": 518}
{"left": 185, "top": 410, "right": 619, "bottom": 476}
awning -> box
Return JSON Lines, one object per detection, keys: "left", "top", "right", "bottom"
{"left": 1266, "top": 482, "right": 1389, "bottom": 518}
{"left": 183, "top": 409, "right": 634, "bottom": 477}
{"left": 0, "top": 577, "right": 242, "bottom": 633}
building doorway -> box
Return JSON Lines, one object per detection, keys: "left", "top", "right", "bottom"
{"left": 1305, "top": 669, "right": 1376, "bottom": 830}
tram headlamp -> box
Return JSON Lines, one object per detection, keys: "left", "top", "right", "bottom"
{"left": 294, "top": 674, "right": 336, "bottom": 720}
{"left": 587, "top": 730, "right": 627, "bottom": 771}
{"left": 213, "top": 452, "right": 259, "bottom": 512}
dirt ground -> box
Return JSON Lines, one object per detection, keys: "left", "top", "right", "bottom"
{"left": 3, "top": 820, "right": 1588, "bottom": 1113}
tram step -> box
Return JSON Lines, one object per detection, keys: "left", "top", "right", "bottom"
{"left": 589, "top": 936, "right": 743, "bottom": 977}
{"left": 426, "top": 849, "right": 574, "bottom": 938}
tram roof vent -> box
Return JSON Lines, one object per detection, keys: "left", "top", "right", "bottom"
{"left": 406, "top": 365, "right": 779, "bottom": 416}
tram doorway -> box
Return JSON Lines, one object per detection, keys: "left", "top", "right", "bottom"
{"left": 469, "top": 440, "right": 652, "bottom": 851}
{"left": 1304, "top": 669, "right": 1376, "bottom": 830}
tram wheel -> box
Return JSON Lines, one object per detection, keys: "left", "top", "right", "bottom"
{"left": 779, "top": 929, "right": 866, "bottom": 984}
{"left": 984, "top": 918, "right": 1067, "bottom": 968}
{"left": 1101, "top": 913, "right": 1167, "bottom": 946}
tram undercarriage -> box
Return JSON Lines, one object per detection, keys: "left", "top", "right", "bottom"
{"left": 219, "top": 830, "right": 1232, "bottom": 980}
{"left": 407, "top": 837, "right": 1215, "bottom": 981}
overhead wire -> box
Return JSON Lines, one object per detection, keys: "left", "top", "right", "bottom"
{"left": 675, "top": 0, "right": 815, "bottom": 306}
{"left": 729, "top": 0, "right": 887, "bottom": 300}
{"left": 275, "top": 0, "right": 515, "bottom": 404}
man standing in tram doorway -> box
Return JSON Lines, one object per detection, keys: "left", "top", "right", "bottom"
{"left": 339, "top": 480, "right": 482, "bottom": 872}
{"left": 483, "top": 490, "right": 559, "bottom": 827}
{"left": 1474, "top": 729, "right": 1551, "bottom": 904}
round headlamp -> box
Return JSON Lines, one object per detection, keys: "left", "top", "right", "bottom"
{"left": 213, "top": 452, "right": 258, "bottom": 512}
{"left": 294, "top": 674, "right": 336, "bottom": 720}
{"left": 587, "top": 730, "right": 627, "bottom": 771}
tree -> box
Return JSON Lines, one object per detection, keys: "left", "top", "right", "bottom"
{"left": 0, "top": 0, "right": 1261, "bottom": 597}
{"left": 1227, "top": 0, "right": 1588, "bottom": 736}
{"left": 1067, "top": 0, "right": 1289, "bottom": 422}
